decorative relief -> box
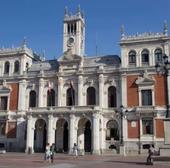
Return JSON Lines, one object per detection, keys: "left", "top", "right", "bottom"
{"left": 86, "top": 79, "right": 94, "bottom": 86}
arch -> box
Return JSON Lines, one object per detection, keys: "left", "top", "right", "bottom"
{"left": 78, "top": 118, "right": 92, "bottom": 153}
{"left": 14, "top": 60, "right": 20, "bottom": 73}
{"left": 66, "top": 87, "right": 75, "bottom": 106}
{"left": 34, "top": 119, "right": 46, "bottom": 152}
{"left": 108, "top": 86, "right": 117, "bottom": 107}
{"left": 154, "top": 48, "right": 163, "bottom": 63}
{"left": 87, "top": 87, "right": 96, "bottom": 105}
{"left": 4, "top": 61, "right": 10, "bottom": 74}
{"left": 128, "top": 50, "right": 136, "bottom": 65}
{"left": 29, "top": 90, "right": 36, "bottom": 107}
{"left": 55, "top": 118, "right": 69, "bottom": 152}
{"left": 47, "top": 89, "right": 55, "bottom": 106}
{"left": 141, "top": 49, "right": 149, "bottom": 65}
{"left": 106, "top": 120, "right": 119, "bottom": 141}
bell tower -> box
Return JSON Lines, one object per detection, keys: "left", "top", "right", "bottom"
{"left": 63, "top": 6, "right": 85, "bottom": 56}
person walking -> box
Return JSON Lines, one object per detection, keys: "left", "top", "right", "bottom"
{"left": 73, "top": 143, "right": 78, "bottom": 160}
{"left": 50, "top": 143, "right": 55, "bottom": 163}
{"left": 44, "top": 143, "right": 51, "bottom": 163}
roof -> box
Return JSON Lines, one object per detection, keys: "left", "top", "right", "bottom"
{"left": 28, "top": 60, "right": 59, "bottom": 72}
{"left": 83, "top": 55, "right": 121, "bottom": 67}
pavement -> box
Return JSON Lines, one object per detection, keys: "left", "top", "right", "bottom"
{"left": 0, "top": 153, "right": 170, "bottom": 168}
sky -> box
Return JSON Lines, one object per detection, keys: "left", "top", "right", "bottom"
{"left": 0, "top": 0, "right": 170, "bottom": 60}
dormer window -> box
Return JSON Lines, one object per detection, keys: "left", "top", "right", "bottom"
{"left": 128, "top": 50, "right": 136, "bottom": 66}
{"left": 14, "top": 61, "right": 20, "bottom": 73}
{"left": 155, "top": 48, "right": 163, "bottom": 63}
{"left": 141, "top": 49, "right": 149, "bottom": 66}
{"left": 4, "top": 61, "right": 10, "bottom": 75}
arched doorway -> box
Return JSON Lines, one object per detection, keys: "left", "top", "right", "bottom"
{"left": 55, "top": 119, "right": 69, "bottom": 153}
{"left": 78, "top": 118, "right": 92, "bottom": 154}
{"left": 34, "top": 119, "right": 46, "bottom": 152}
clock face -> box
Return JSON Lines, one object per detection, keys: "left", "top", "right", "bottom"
{"left": 67, "top": 37, "right": 74, "bottom": 46}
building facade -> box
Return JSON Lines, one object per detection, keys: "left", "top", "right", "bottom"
{"left": 0, "top": 7, "right": 169, "bottom": 155}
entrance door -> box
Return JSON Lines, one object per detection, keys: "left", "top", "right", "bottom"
{"left": 84, "top": 121, "right": 91, "bottom": 152}
{"left": 63, "top": 122, "right": 68, "bottom": 152}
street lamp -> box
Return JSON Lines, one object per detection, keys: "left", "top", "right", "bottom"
{"left": 119, "top": 105, "right": 128, "bottom": 145}
{"left": 155, "top": 54, "right": 170, "bottom": 118}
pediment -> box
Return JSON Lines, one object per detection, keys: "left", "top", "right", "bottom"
{"left": 135, "top": 71, "right": 155, "bottom": 86}
{"left": 0, "top": 86, "right": 11, "bottom": 93}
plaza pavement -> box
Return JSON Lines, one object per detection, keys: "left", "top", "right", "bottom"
{"left": 0, "top": 153, "right": 169, "bottom": 168}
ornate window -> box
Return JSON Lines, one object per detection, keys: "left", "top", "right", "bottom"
{"left": 128, "top": 50, "right": 136, "bottom": 65}
{"left": 141, "top": 89, "right": 152, "bottom": 106}
{"left": 66, "top": 87, "right": 75, "bottom": 106}
{"left": 141, "top": 49, "right": 149, "bottom": 66}
{"left": 47, "top": 89, "right": 55, "bottom": 106}
{"left": 106, "top": 120, "right": 119, "bottom": 141}
{"left": 0, "top": 96, "right": 8, "bottom": 110}
{"left": 87, "top": 87, "right": 96, "bottom": 105}
{"left": 108, "top": 86, "right": 117, "bottom": 107}
{"left": 142, "top": 118, "right": 153, "bottom": 135}
{"left": 14, "top": 61, "right": 20, "bottom": 73}
{"left": 4, "top": 61, "right": 10, "bottom": 75}
{"left": 155, "top": 48, "right": 163, "bottom": 63}
{"left": 29, "top": 90, "right": 36, "bottom": 107}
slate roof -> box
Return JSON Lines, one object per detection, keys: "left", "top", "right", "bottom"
{"left": 28, "top": 60, "right": 59, "bottom": 72}
{"left": 83, "top": 55, "right": 121, "bottom": 67}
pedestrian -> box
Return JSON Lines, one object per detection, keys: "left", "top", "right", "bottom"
{"left": 73, "top": 143, "right": 78, "bottom": 160}
{"left": 50, "top": 143, "right": 55, "bottom": 163}
{"left": 146, "top": 144, "right": 155, "bottom": 165}
{"left": 44, "top": 143, "right": 51, "bottom": 163}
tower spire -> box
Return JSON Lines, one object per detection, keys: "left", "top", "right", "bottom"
{"left": 77, "top": 5, "right": 81, "bottom": 16}
{"left": 163, "top": 20, "right": 168, "bottom": 35}
{"left": 121, "top": 24, "right": 125, "bottom": 38}
{"left": 64, "top": 6, "right": 69, "bottom": 17}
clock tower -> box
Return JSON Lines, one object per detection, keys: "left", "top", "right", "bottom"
{"left": 63, "top": 6, "right": 85, "bottom": 56}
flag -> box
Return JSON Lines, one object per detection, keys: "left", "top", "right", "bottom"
{"left": 70, "top": 80, "right": 74, "bottom": 105}
{"left": 48, "top": 81, "right": 52, "bottom": 92}
{"left": 70, "top": 80, "right": 74, "bottom": 89}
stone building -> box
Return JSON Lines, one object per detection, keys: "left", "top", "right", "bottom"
{"left": 0, "top": 7, "right": 169, "bottom": 155}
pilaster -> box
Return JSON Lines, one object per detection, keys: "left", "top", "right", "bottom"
{"left": 25, "top": 115, "right": 34, "bottom": 154}
{"left": 58, "top": 77, "right": 63, "bottom": 106}
{"left": 78, "top": 75, "right": 83, "bottom": 106}
{"left": 38, "top": 78, "right": 44, "bottom": 107}
{"left": 92, "top": 113, "right": 100, "bottom": 155}
{"left": 99, "top": 74, "right": 104, "bottom": 108}
{"left": 69, "top": 114, "right": 76, "bottom": 154}
{"left": 18, "top": 80, "right": 26, "bottom": 111}
{"left": 47, "top": 114, "right": 55, "bottom": 145}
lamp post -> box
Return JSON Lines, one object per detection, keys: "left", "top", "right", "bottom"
{"left": 155, "top": 54, "right": 170, "bottom": 118}
{"left": 119, "top": 105, "right": 128, "bottom": 145}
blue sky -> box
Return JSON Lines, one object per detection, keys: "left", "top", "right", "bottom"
{"left": 0, "top": 0, "right": 170, "bottom": 59}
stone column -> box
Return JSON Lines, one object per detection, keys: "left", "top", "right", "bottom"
{"left": 18, "top": 80, "right": 26, "bottom": 111}
{"left": 17, "top": 117, "right": 26, "bottom": 151}
{"left": 69, "top": 114, "right": 76, "bottom": 154}
{"left": 92, "top": 113, "right": 100, "bottom": 155}
{"left": 25, "top": 115, "right": 34, "bottom": 154}
{"left": 100, "top": 115, "right": 105, "bottom": 154}
{"left": 47, "top": 114, "right": 55, "bottom": 145}
{"left": 38, "top": 78, "right": 44, "bottom": 107}
{"left": 99, "top": 74, "right": 104, "bottom": 108}
{"left": 58, "top": 77, "right": 63, "bottom": 106}
{"left": 121, "top": 74, "right": 127, "bottom": 107}
{"left": 78, "top": 75, "right": 83, "bottom": 106}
